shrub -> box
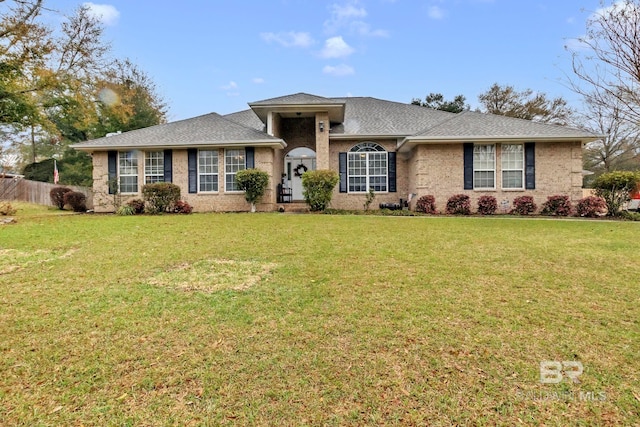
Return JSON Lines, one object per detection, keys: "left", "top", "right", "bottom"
{"left": 302, "top": 170, "right": 339, "bottom": 211}
{"left": 415, "top": 195, "right": 437, "bottom": 214}
{"left": 541, "top": 195, "right": 572, "bottom": 216}
{"left": 363, "top": 188, "right": 375, "bottom": 211}
{"left": 0, "top": 202, "right": 16, "bottom": 216}
{"left": 575, "top": 196, "right": 607, "bottom": 218}
{"left": 446, "top": 194, "right": 471, "bottom": 215}
{"left": 620, "top": 210, "right": 640, "bottom": 221}
{"left": 511, "top": 195, "right": 537, "bottom": 215}
{"left": 142, "top": 183, "right": 181, "bottom": 214}
{"left": 236, "top": 169, "right": 269, "bottom": 212}
{"left": 477, "top": 195, "right": 497, "bottom": 215}
{"left": 63, "top": 191, "right": 87, "bottom": 212}
{"left": 116, "top": 205, "right": 135, "bottom": 216}
{"left": 592, "top": 171, "right": 640, "bottom": 216}
{"left": 127, "top": 199, "right": 145, "bottom": 214}
{"left": 50, "top": 187, "right": 72, "bottom": 210}
{"left": 172, "top": 200, "right": 193, "bottom": 214}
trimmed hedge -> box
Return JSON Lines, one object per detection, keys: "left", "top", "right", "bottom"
{"left": 511, "top": 196, "right": 537, "bottom": 215}
{"left": 575, "top": 196, "right": 607, "bottom": 218}
{"left": 541, "top": 195, "right": 572, "bottom": 216}
{"left": 446, "top": 194, "right": 471, "bottom": 215}
{"left": 63, "top": 191, "right": 87, "bottom": 212}
{"left": 477, "top": 195, "right": 497, "bottom": 215}
{"left": 415, "top": 195, "right": 437, "bottom": 214}
{"left": 142, "top": 183, "right": 181, "bottom": 214}
{"left": 302, "top": 170, "right": 339, "bottom": 211}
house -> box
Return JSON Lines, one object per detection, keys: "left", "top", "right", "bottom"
{"left": 71, "top": 93, "right": 600, "bottom": 213}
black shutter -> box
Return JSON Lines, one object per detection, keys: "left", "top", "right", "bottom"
{"left": 108, "top": 150, "right": 117, "bottom": 194}
{"left": 188, "top": 148, "right": 197, "bottom": 194}
{"left": 339, "top": 152, "right": 347, "bottom": 193}
{"left": 463, "top": 143, "right": 474, "bottom": 190}
{"left": 245, "top": 147, "right": 255, "bottom": 169}
{"left": 388, "top": 152, "right": 397, "bottom": 193}
{"left": 163, "top": 149, "right": 172, "bottom": 183}
{"left": 525, "top": 142, "right": 535, "bottom": 189}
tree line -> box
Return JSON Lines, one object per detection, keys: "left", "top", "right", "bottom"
{"left": 0, "top": 0, "right": 167, "bottom": 185}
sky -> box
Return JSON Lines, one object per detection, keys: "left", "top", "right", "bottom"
{"left": 43, "top": 0, "right": 604, "bottom": 122}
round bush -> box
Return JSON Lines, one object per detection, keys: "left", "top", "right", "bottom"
{"left": 477, "top": 195, "right": 497, "bottom": 215}
{"left": 511, "top": 195, "right": 537, "bottom": 215}
{"left": 541, "top": 195, "right": 572, "bottom": 216}
{"left": 50, "top": 187, "right": 72, "bottom": 210}
{"left": 575, "top": 196, "right": 607, "bottom": 218}
{"left": 142, "top": 183, "right": 181, "bottom": 214}
{"left": 63, "top": 191, "right": 87, "bottom": 212}
{"left": 415, "top": 195, "right": 437, "bottom": 214}
{"left": 302, "top": 170, "right": 339, "bottom": 211}
{"left": 446, "top": 194, "right": 471, "bottom": 215}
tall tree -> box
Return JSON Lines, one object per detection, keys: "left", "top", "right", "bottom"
{"left": 581, "top": 94, "right": 639, "bottom": 178}
{"left": 412, "top": 92, "right": 469, "bottom": 113}
{"left": 568, "top": 0, "right": 640, "bottom": 125}
{"left": 477, "top": 83, "right": 574, "bottom": 125}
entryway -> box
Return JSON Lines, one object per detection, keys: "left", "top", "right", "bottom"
{"left": 284, "top": 147, "right": 316, "bottom": 201}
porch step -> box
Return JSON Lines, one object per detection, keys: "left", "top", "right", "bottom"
{"left": 279, "top": 202, "right": 309, "bottom": 213}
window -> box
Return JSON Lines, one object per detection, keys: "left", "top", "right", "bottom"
{"left": 118, "top": 151, "right": 138, "bottom": 193}
{"left": 225, "top": 149, "right": 245, "bottom": 191}
{"left": 199, "top": 150, "right": 219, "bottom": 192}
{"left": 473, "top": 144, "right": 495, "bottom": 189}
{"left": 144, "top": 151, "right": 164, "bottom": 184}
{"left": 348, "top": 142, "right": 388, "bottom": 192}
{"left": 501, "top": 144, "right": 524, "bottom": 189}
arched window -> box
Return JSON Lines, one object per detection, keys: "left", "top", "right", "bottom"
{"left": 348, "top": 142, "right": 388, "bottom": 192}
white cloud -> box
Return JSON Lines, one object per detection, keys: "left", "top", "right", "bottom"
{"left": 83, "top": 3, "right": 120, "bottom": 26}
{"left": 260, "top": 31, "right": 314, "bottom": 48}
{"left": 324, "top": 1, "right": 387, "bottom": 37}
{"left": 323, "top": 64, "right": 355, "bottom": 76}
{"left": 427, "top": 6, "right": 445, "bottom": 20}
{"left": 320, "top": 36, "right": 355, "bottom": 59}
{"left": 221, "top": 81, "right": 238, "bottom": 90}
{"left": 252, "top": 77, "right": 265, "bottom": 84}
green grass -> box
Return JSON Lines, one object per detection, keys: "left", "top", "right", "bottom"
{"left": 1, "top": 204, "right": 639, "bottom": 426}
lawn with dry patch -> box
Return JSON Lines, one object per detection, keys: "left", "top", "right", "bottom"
{"left": 0, "top": 205, "right": 638, "bottom": 425}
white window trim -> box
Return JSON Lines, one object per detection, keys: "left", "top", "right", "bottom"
{"left": 500, "top": 144, "right": 525, "bottom": 190}
{"left": 144, "top": 151, "right": 164, "bottom": 185}
{"left": 473, "top": 144, "right": 496, "bottom": 190}
{"left": 224, "top": 148, "right": 246, "bottom": 193}
{"left": 347, "top": 143, "right": 389, "bottom": 194}
{"left": 198, "top": 149, "right": 219, "bottom": 193}
{"left": 118, "top": 151, "right": 139, "bottom": 194}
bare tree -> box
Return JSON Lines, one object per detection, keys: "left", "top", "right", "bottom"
{"left": 581, "top": 94, "right": 640, "bottom": 175}
{"left": 568, "top": 0, "right": 640, "bottom": 125}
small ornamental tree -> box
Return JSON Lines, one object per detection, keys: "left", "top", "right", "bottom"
{"left": 446, "top": 194, "right": 471, "bottom": 215}
{"left": 477, "top": 195, "right": 498, "bottom": 215}
{"left": 592, "top": 171, "right": 640, "bottom": 216}
{"left": 541, "top": 195, "right": 572, "bottom": 216}
{"left": 50, "top": 187, "right": 72, "bottom": 210}
{"left": 302, "top": 170, "right": 339, "bottom": 211}
{"left": 415, "top": 195, "right": 437, "bottom": 214}
{"left": 236, "top": 169, "right": 269, "bottom": 213}
{"left": 142, "top": 183, "right": 181, "bottom": 214}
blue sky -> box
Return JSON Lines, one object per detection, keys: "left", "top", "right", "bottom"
{"left": 47, "top": 0, "right": 602, "bottom": 121}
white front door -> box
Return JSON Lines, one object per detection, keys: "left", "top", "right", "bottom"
{"left": 286, "top": 157, "right": 315, "bottom": 201}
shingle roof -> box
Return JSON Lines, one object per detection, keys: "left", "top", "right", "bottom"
{"left": 72, "top": 112, "right": 284, "bottom": 150}
{"left": 330, "top": 97, "right": 455, "bottom": 136}
{"left": 223, "top": 109, "right": 264, "bottom": 132}
{"left": 249, "top": 92, "right": 342, "bottom": 106}
{"left": 411, "top": 110, "right": 597, "bottom": 140}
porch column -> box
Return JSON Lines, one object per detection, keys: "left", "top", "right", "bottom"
{"left": 315, "top": 112, "right": 330, "bottom": 169}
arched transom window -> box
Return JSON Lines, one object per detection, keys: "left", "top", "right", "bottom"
{"left": 348, "top": 142, "right": 388, "bottom": 192}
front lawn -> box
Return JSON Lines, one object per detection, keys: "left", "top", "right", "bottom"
{"left": 0, "top": 208, "right": 638, "bottom": 425}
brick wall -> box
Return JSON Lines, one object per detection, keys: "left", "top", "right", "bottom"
{"left": 409, "top": 141, "right": 583, "bottom": 213}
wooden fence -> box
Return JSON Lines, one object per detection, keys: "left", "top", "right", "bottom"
{"left": 0, "top": 177, "right": 93, "bottom": 209}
